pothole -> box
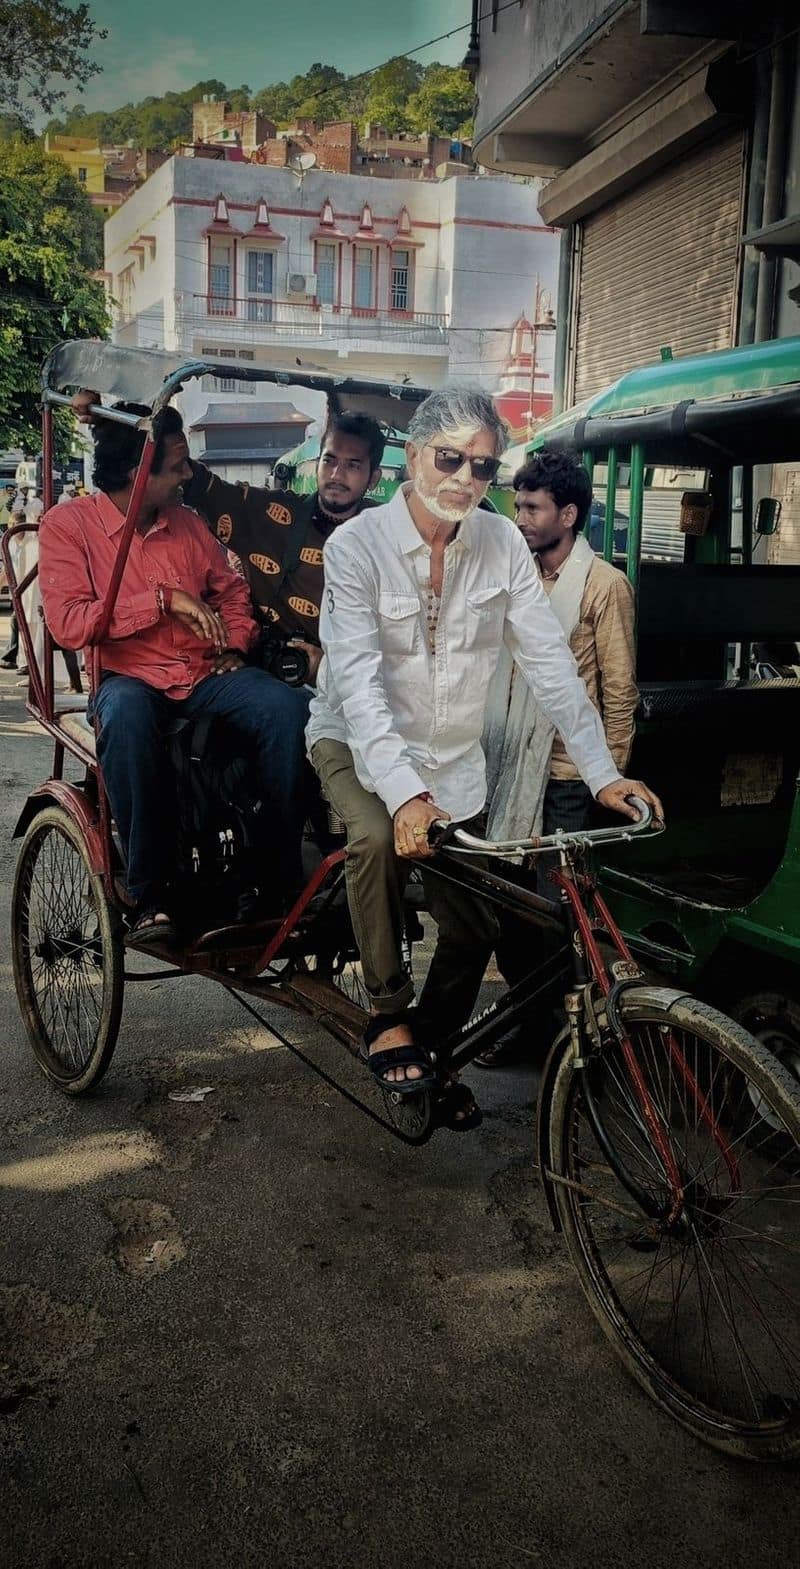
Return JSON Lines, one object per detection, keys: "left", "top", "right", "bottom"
{"left": 104, "top": 1198, "right": 186, "bottom": 1278}
{"left": 0, "top": 1284, "right": 103, "bottom": 1416}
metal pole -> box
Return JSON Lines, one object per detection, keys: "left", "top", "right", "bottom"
{"left": 603, "top": 447, "right": 618, "bottom": 563}
{"left": 739, "top": 51, "right": 771, "bottom": 345}
{"left": 754, "top": 38, "right": 792, "bottom": 343}
{"left": 40, "top": 403, "right": 55, "bottom": 718}
{"left": 581, "top": 449, "right": 595, "bottom": 537}
{"left": 627, "top": 443, "right": 645, "bottom": 594}
{"left": 95, "top": 438, "right": 157, "bottom": 644}
{"left": 552, "top": 225, "right": 573, "bottom": 415}
{"left": 741, "top": 464, "right": 754, "bottom": 568}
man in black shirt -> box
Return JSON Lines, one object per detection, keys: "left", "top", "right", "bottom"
{"left": 183, "top": 410, "right": 385, "bottom": 682}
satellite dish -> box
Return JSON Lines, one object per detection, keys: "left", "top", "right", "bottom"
{"left": 290, "top": 151, "right": 317, "bottom": 178}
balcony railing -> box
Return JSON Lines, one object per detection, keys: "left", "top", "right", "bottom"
{"left": 176, "top": 293, "right": 449, "bottom": 345}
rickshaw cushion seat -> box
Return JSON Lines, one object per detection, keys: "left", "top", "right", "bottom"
{"left": 56, "top": 709, "right": 96, "bottom": 757}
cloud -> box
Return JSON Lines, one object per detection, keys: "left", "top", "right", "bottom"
{"left": 80, "top": 35, "right": 210, "bottom": 109}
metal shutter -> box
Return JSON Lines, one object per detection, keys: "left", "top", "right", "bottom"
{"left": 572, "top": 133, "right": 746, "bottom": 403}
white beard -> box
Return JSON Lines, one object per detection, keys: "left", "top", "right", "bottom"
{"left": 412, "top": 471, "right": 473, "bottom": 523}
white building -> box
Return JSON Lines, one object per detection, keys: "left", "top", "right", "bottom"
{"left": 104, "top": 156, "right": 558, "bottom": 477}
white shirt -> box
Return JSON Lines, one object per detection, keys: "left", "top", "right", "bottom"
{"left": 307, "top": 485, "right": 620, "bottom": 821}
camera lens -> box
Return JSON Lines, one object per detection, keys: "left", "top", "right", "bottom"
{"left": 277, "top": 645, "right": 310, "bottom": 687}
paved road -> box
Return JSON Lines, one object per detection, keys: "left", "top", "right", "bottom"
{"left": 0, "top": 661, "right": 798, "bottom": 1568}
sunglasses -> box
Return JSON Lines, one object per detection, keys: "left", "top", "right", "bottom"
{"left": 427, "top": 445, "right": 501, "bottom": 483}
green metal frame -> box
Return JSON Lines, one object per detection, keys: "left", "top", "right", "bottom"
{"left": 528, "top": 335, "right": 800, "bottom": 1011}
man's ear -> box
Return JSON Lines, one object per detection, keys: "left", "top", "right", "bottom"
{"left": 562, "top": 502, "right": 578, "bottom": 531}
{"left": 405, "top": 440, "right": 418, "bottom": 478}
{"left": 368, "top": 467, "right": 382, "bottom": 491}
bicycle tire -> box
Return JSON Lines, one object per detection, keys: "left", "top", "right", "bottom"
{"left": 548, "top": 987, "right": 800, "bottom": 1460}
{"left": 11, "top": 805, "right": 124, "bottom": 1094}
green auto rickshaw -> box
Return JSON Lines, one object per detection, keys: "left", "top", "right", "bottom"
{"left": 530, "top": 334, "right": 800, "bottom": 1092}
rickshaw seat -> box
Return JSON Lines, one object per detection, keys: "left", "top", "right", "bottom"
{"left": 55, "top": 707, "right": 96, "bottom": 758}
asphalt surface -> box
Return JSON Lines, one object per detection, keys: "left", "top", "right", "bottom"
{"left": 1, "top": 655, "right": 798, "bottom": 1567}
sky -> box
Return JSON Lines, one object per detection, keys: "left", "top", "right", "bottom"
{"left": 70, "top": 0, "right": 469, "bottom": 113}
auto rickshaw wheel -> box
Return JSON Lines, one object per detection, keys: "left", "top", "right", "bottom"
{"left": 730, "top": 987, "right": 800, "bottom": 1147}
{"left": 11, "top": 805, "right": 125, "bottom": 1094}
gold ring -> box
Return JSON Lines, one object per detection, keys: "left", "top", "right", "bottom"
{"left": 412, "top": 827, "right": 426, "bottom": 838}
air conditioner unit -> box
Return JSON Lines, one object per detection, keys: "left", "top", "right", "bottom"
{"left": 286, "top": 271, "right": 317, "bottom": 297}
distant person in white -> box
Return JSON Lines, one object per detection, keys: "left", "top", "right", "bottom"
{"left": 308, "top": 386, "right": 662, "bottom": 1106}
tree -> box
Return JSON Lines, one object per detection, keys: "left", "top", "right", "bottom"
{"left": 0, "top": 135, "right": 108, "bottom": 454}
{"left": 406, "top": 65, "right": 475, "bottom": 138}
{"left": 362, "top": 57, "right": 423, "bottom": 132}
{"left": 2, "top": 1, "right": 106, "bottom": 126}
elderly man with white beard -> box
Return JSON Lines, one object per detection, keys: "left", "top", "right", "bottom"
{"left": 308, "top": 386, "right": 662, "bottom": 1126}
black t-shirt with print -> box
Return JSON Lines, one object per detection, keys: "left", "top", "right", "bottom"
{"left": 184, "top": 460, "right": 376, "bottom": 642}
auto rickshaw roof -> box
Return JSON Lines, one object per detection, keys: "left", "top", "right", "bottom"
{"left": 43, "top": 341, "right": 431, "bottom": 434}
{"left": 530, "top": 335, "right": 800, "bottom": 466}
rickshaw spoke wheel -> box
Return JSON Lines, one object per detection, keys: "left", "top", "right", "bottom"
{"left": 548, "top": 995, "right": 800, "bottom": 1459}
{"left": 12, "top": 806, "right": 124, "bottom": 1094}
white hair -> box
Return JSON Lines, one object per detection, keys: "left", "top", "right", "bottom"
{"left": 408, "top": 384, "right": 509, "bottom": 456}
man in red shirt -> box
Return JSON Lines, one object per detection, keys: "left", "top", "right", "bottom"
{"left": 39, "top": 405, "right": 310, "bottom": 938}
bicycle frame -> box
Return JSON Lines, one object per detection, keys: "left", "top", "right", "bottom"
{"left": 418, "top": 814, "right": 740, "bottom": 1228}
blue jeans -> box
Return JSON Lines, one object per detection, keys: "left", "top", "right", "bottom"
{"left": 91, "top": 668, "right": 310, "bottom": 908}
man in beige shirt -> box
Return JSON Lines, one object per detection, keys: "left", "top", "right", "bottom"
{"left": 477, "top": 446, "right": 639, "bottom": 1067}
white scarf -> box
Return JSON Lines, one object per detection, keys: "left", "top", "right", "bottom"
{"left": 484, "top": 533, "right": 595, "bottom": 840}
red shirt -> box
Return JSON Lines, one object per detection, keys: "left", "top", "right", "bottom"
{"left": 39, "top": 490, "right": 258, "bottom": 700}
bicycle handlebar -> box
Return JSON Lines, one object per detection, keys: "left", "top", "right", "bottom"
{"left": 431, "top": 795, "right": 663, "bottom": 858}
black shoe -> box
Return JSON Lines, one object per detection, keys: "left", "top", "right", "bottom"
{"left": 473, "top": 1022, "right": 533, "bottom": 1069}
{"left": 0, "top": 657, "right": 17, "bottom": 669}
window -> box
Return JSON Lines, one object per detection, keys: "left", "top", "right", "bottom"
{"left": 391, "top": 250, "right": 410, "bottom": 312}
{"left": 77, "top": 166, "right": 87, "bottom": 182}
{"left": 209, "top": 239, "right": 234, "bottom": 315}
{"left": 353, "top": 247, "right": 375, "bottom": 311}
{"left": 316, "top": 242, "right": 337, "bottom": 306}
{"left": 203, "top": 375, "right": 254, "bottom": 394}
{"left": 246, "top": 249, "right": 274, "bottom": 322}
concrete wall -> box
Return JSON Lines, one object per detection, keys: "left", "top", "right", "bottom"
{"left": 474, "top": 0, "right": 626, "bottom": 147}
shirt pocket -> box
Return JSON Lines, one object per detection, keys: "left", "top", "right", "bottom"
{"left": 378, "top": 591, "right": 420, "bottom": 655}
{"left": 465, "top": 584, "right": 507, "bottom": 649}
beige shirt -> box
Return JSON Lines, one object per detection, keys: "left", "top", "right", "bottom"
{"left": 540, "top": 555, "right": 638, "bottom": 781}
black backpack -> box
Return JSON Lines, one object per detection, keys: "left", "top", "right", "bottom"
{"left": 166, "top": 715, "right": 264, "bottom": 932}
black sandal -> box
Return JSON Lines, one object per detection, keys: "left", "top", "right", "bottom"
{"left": 435, "top": 1079, "right": 483, "bottom": 1132}
{"left": 126, "top": 907, "right": 177, "bottom": 946}
{"left": 361, "top": 1012, "right": 437, "bottom": 1096}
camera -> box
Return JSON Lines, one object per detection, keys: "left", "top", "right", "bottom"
{"left": 257, "top": 627, "right": 311, "bottom": 688}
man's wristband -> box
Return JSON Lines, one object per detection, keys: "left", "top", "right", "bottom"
{"left": 156, "top": 585, "right": 173, "bottom": 615}
{"left": 417, "top": 792, "right": 433, "bottom": 803}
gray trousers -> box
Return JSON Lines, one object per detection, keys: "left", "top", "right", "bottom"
{"left": 311, "top": 738, "right": 499, "bottom": 1039}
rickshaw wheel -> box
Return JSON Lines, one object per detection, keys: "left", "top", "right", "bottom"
{"left": 12, "top": 805, "right": 124, "bottom": 1094}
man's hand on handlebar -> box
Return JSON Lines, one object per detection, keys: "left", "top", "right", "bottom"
{"left": 596, "top": 778, "right": 664, "bottom": 824}
{"left": 393, "top": 796, "right": 451, "bottom": 858}
{"left": 71, "top": 389, "right": 100, "bottom": 424}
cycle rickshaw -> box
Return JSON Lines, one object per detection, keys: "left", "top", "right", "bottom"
{"left": 4, "top": 342, "right": 800, "bottom": 1461}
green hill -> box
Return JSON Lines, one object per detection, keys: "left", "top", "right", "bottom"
{"left": 45, "top": 59, "right": 474, "bottom": 151}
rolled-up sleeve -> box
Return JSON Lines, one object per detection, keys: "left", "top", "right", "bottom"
{"left": 503, "top": 532, "right": 620, "bottom": 797}
{"left": 319, "top": 536, "right": 426, "bottom": 815}
{"left": 39, "top": 511, "right": 159, "bottom": 648}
